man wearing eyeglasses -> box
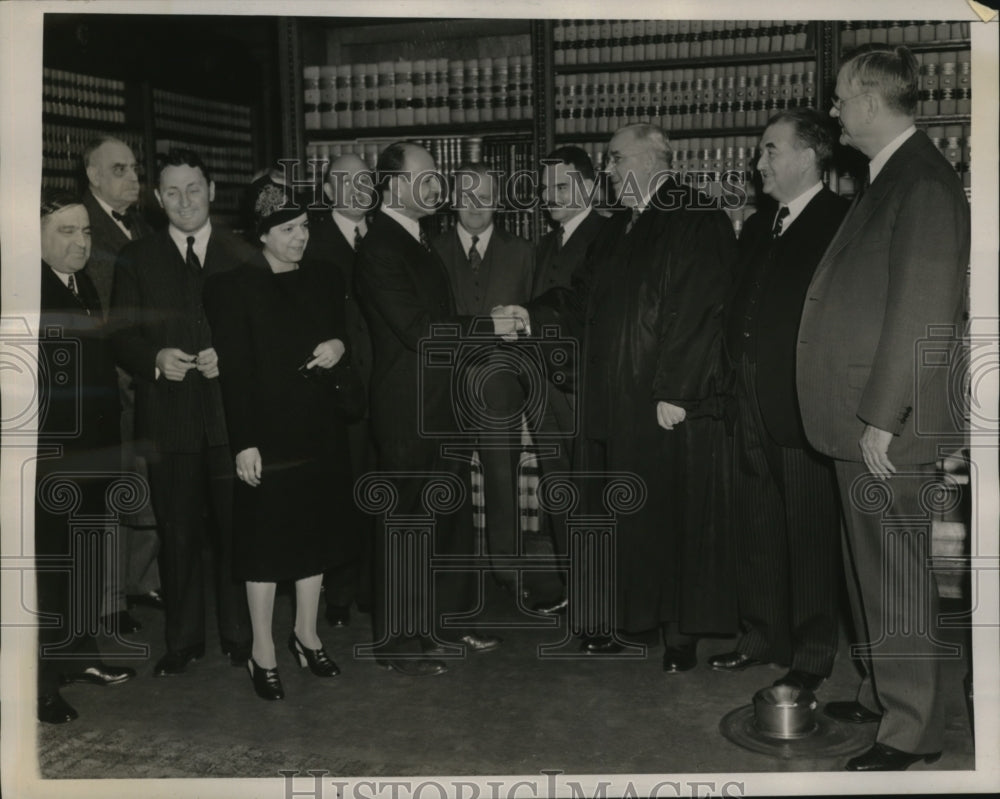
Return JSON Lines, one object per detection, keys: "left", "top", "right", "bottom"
{"left": 81, "top": 136, "right": 163, "bottom": 641}
{"left": 797, "top": 44, "right": 970, "bottom": 771}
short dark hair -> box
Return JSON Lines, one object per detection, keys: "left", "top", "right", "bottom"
{"left": 543, "top": 146, "right": 596, "bottom": 182}
{"left": 765, "top": 108, "right": 837, "bottom": 172}
{"left": 840, "top": 43, "right": 920, "bottom": 117}
{"left": 41, "top": 188, "right": 81, "bottom": 218}
{"left": 155, "top": 148, "right": 212, "bottom": 187}
{"left": 81, "top": 135, "right": 130, "bottom": 170}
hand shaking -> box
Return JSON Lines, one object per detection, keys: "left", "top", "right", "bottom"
{"left": 490, "top": 305, "right": 530, "bottom": 341}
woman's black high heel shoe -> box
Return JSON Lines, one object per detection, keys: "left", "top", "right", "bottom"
{"left": 247, "top": 657, "right": 285, "bottom": 700}
{"left": 288, "top": 633, "right": 340, "bottom": 677}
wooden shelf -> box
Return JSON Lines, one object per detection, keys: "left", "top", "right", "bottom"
{"left": 305, "top": 119, "right": 533, "bottom": 141}
{"left": 43, "top": 111, "right": 133, "bottom": 128}
{"left": 555, "top": 49, "right": 818, "bottom": 75}
{"left": 841, "top": 39, "right": 970, "bottom": 56}
{"left": 918, "top": 114, "right": 971, "bottom": 125}
{"left": 557, "top": 125, "right": 767, "bottom": 143}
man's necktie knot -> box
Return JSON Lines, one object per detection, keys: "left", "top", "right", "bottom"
{"left": 186, "top": 236, "right": 202, "bottom": 271}
{"left": 353, "top": 225, "right": 363, "bottom": 251}
{"left": 112, "top": 209, "right": 132, "bottom": 231}
{"left": 468, "top": 235, "right": 483, "bottom": 273}
{"left": 771, "top": 206, "right": 790, "bottom": 239}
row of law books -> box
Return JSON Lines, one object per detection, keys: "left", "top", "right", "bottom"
{"left": 43, "top": 123, "right": 145, "bottom": 176}
{"left": 555, "top": 62, "right": 815, "bottom": 135}
{"left": 303, "top": 56, "right": 534, "bottom": 131}
{"left": 553, "top": 20, "right": 811, "bottom": 65}
{"left": 305, "top": 136, "right": 535, "bottom": 182}
{"left": 43, "top": 67, "right": 127, "bottom": 124}
{"left": 840, "top": 20, "right": 970, "bottom": 49}
{"left": 153, "top": 89, "right": 253, "bottom": 143}
{"left": 154, "top": 138, "right": 254, "bottom": 185}
{"left": 916, "top": 51, "right": 972, "bottom": 117}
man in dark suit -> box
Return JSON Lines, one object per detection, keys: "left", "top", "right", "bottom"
{"left": 709, "top": 109, "right": 848, "bottom": 691}
{"left": 530, "top": 146, "right": 606, "bottom": 614}
{"left": 80, "top": 135, "right": 162, "bottom": 637}
{"left": 432, "top": 161, "right": 534, "bottom": 592}
{"left": 36, "top": 190, "right": 136, "bottom": 723}
{"left": 797, "top": 45, "right": 970, "bottom": 770}
{"left": 309, "top": 152, "right": 375, "bottom": 628}
{"left": 354, "top": 142, "right": 510, "bottom": 675}
{"left": 496, "top": 124, "right": 737, "bottom": 669}
{"left": 109, "top": 148, "right": 253, "bottom": 677}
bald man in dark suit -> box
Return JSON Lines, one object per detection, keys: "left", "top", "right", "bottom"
{"left": 80, "top": 135, "right": 161, "bottom": 637}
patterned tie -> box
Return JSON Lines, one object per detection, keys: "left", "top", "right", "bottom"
{"left": 111, "top": 209, "right": 132, "bottom": 231}
{"left": 186, "top": 235, "right": 202, "bottom": 271}
{"left": 625, "top": 206, "right": 641, "bottom": 234}
{"left": 468, "top": 235, "right": 483, "bottom": 274}
{"left": 418, "top": 227, "right": 431, "bottom": 252}
{"left": 771, "top": 206, "right": 790, "bottom": 239}
{"left": 353, "top": 225, "right": 363, "bottom": 251}
{"left": 67, "top": 273, "right": 78, "bottom": 296}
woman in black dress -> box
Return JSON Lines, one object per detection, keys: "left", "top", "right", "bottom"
{"left": 205, "top": 177, "right": 353, "bottom": 700}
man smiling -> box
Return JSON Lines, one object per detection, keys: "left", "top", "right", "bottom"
{"left": 109, "top": 149, "right": 254, "bottom": 679}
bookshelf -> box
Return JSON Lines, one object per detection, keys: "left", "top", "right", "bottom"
{"left": 830, "top": 21, "right": 972, "bottom": 199}
{"left": 290, "top": 18, "right": 541, "bottom": 238}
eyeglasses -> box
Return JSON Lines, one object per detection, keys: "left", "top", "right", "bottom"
{"left": 831, "top": 91, "right": 868, "bottom": 111}
{"left": 604, "top": 150, "right": 643, "bottom": 168}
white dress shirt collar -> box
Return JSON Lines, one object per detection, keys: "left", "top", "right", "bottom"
{"left": 333, "top": 210, "right": 366, "bottom": 250}
{"left": 559, "top": 207, "right": 593, "bottom": 243}
{"left": 775, "top": 181, "right": 824, "bottom": 234}
{"left": 868, "top": 125, "right": 918, "bottom": 184}
{"left": 381, "top": 206, "right": 422, "bottom": 244}
{"left": 168, "top": 221, "right": 212, "bottom": 266}
{"left": 93, "top": 191, "right": 133, "bottom": 239}
{"left": 456, "top": 222, "right": 494, "bottom": 259}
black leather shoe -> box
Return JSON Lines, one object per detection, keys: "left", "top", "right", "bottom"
{"left": 377, "top": 657, "right": 448, "bottom": 676}
{"left": 824, "top": 700, "right": 882, "bottom": 724}
{"left": 288, "top": 633, "right": 340, "bottom": 676}
{"left": 458, "top": 633, "right": 502, "bottom": 653}
{"left": 580, "top": 636, "right": 625, "bottom": 654}
{"left": 127, "top": 589, "right": 165, "bottom": 611}
{"left": 153, "top": 644, "right": 205, "bottom": 676}
{"left": 38, "top": 692, "right": 78, "bottom": 724}
{"left": 708, "top": 651, "right": 765, "bottom": 671}
{"left": 247, "top": 658, "right": 285, "bottom": 700}
{"left": 774, "top": 669, "right": 826, "bottom": 692}
{"left": 532, "top": 597, "right": 568, "bottom": 615}
{"left": 60, "top": 663, "right": 136, "bottom": 686}
{"left": 662, "top": 643, "right": 698, "bottom": 673}
{"left": 221, "top": 639, "right": 252, "bottom": 667}
{"left": 101, "top": 610, "right": 141, "bottom": 635}
{"left": 846, "top": 742, "right": 942, "bottom": 771}
{"left": 325, "top": 603, "right": 350, "bottom": 628}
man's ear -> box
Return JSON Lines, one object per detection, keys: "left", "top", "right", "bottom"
{"left": 208, "top": 181, "right": 216, "bottom": 203}
{"left": 86, "top": 164, "right": 100, "bottom": 189}
{"left": 323, "top": 180, "right": 334, "bottom": 202}
{"left": 154, "top": 188, "right": 164, "bottom": 209}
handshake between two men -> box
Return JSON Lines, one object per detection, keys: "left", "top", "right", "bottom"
{"left": 486, "top": 305, "right": 686, "bottom": 431}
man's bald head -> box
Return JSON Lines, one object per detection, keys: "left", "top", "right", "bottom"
{"left": 324, "top": 153, "right": 374, "bottom": 221}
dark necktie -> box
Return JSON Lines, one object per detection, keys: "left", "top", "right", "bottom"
{"left": 625, "top": 207, "right": 641, "bottom": 235}
{"left": 556, "top": 226, "right": 564, "bottom": 251}
{"left": 186, "top": 235, "right": 202, "bottom": 271}
{"left": 856, "top": 170, "right": 871, "bottom": 202}
{"left": 353, "top": 225, "right": 363, "bottom": 251}
{"left": 771, "top": 206, "right": 790, "bottom": 239}
{"left": 468, "top": 235, "right": 482, "bottom": 273}
{"left": 111, "top": 209, "right": 132, "bottom": 231}
{"left": 418, "top": 227, "right": 431, "bottom": 252}
{"left": 67, "top": 274, "right": 90, "bottom": 315}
